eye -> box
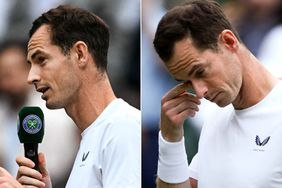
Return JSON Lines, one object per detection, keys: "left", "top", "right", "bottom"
{"left": 38, "top": 56, "right": 45, "bottom": 62}
{"left": 36, "top": 56, "right": 47, "bottom": 65}
{"left": 195, "top": 69, "right": 205, "bottom": 78}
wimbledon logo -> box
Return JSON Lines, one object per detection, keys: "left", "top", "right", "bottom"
{"left": 23, "top": 115, "right": 42, "bottom": 134}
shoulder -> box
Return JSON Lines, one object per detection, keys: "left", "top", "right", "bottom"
{"left": 202, "top": 102, "right": 233, "bottom": 125}
{"left": 100, "top": 99, "right": 141, "bottom": 139}
{"left": 200, "top": 103, "right": 234, "bottom": 136}
{"left": 108, "top": 99, "right": 140, "bottom": 128}
{"left": 266, "top": 81, "right": 282, "bottom": 104}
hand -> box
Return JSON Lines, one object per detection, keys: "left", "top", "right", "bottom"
{"left": 16, "top": 153, "right": 52, "bottom": 188}
{"left": 160, "top": 83, "right": 201, "bottom": 142}
{"left": 0, "top": 167, "right": 23, "bottom": 188}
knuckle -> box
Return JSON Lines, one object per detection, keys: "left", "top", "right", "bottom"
{"left": 17, "top": 177, "right": 24, "bottom": 184}
{"left": 161, "top": 103, "right": 168, "bottom": 112}
{"left": 18, "top": 166, "right": 25, "bottom": 172}
{"left": 188, "top": 110, "right": 196, "bottom": 116}
{"left": 161, "top": 96, "right": 167, "bottom": 105}
{"left": 18, "top": 166, "right": 28, "bottom": 175}
{"left": 163, "top": 109, "right": 172, "bottom": 118}
{"left": 15, "top": 156, "right": 22, "bottom": 164}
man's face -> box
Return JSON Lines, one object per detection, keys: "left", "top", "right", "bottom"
{"left": 0, "top": 48, "right": 29, "bottom": 98}
{"left": 27, "top": 25, "right": 80, "bottom": 109}
{"left": 165, "top": 38, "right": 242, "bottom": 107}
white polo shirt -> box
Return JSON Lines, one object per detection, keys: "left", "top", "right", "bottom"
{"left": 66, "top": 99, "right": 141, "bottom": 188}
{"left": 189, "top": 81, "right": 282, "bottom": 188}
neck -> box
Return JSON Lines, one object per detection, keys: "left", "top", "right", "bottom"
{"left": 232, "top": 48, "right": 279, "bottom": 110}
{"left": 65, "top": 73, "right": 116, "bottom": 131}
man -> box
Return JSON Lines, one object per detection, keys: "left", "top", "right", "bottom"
{"left": 0, "top": 5, "right": 140, "bottom": 188}
{"left": 153, "top": 0, "right": 282, "bottom": 188}
{"left": 0, "top": 40, "right": 78, "bottom": 187}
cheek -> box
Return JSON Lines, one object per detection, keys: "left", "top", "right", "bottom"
{"left": 228, "top": 62, "right": 242, "bottom": 89}
{"left": 209, "top": 64, "right": 241, "bottom": 96}
{"left": 222, "top": 68, "right": 242, "bottom": 103}
{"left": 219, "top": 55, "right": 242, "bottom": 86}
{"left": 58, "top": 70, "right": 80, "bottom": 94}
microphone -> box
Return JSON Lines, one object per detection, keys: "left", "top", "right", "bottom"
{"left": 17, "top": 106, "right": 44, "bottom": 171}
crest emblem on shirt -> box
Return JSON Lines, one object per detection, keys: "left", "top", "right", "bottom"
{"left": 255, "top": 135, "right": 270, "bottom": 146}
{"left": 82, "top": 151, "right": 90, "bottom": 162}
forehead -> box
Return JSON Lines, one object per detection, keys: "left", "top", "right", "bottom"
{"left": 166, "top": 38, "right": 200, "bottom": 75}
{"left": 168, "top": 38, "right": 198, "bottom": 61}
{"left": 27, "top": 25, "right": 52, "bottom": 58}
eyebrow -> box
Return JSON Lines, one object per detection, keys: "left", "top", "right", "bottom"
{"left": 188, "top": 64, "right": 202, "bottom": 77}
{"left": 27, "top": 50, "right": 45, "bottom": 64}
{"left": 173, "top": 63, "right": 203, "bottom": 82}
{"left": 174, "top": 78, "right": 183, "bottom": 82}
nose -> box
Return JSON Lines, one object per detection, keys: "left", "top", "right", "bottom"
{"left": 191, "top": 80, "right": 208, "bottom": 98}
{"left": 27, "top": 65, "right": 40, "bottom": 85}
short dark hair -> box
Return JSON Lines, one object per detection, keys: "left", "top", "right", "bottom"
{"left": 153, "top": 0, "right": 241, "bottom": 62}
{"left": 30, "top": 5, "right": 109, "bottom": 71}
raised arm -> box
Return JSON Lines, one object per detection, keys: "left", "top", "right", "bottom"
{"left": 157, "top": 83, "right": 200, "bottom": 188}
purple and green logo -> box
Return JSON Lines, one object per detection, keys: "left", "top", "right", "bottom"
{"left": 23, "top": 114, "right": 42, "bottom": 134}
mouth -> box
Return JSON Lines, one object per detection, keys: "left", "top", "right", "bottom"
{"left": 36, "top": 86, "right": 49, "bottom": 94}
{"left": 209, "top": 92, "right": 221, "bottom": 102}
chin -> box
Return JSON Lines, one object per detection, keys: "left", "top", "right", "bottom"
{"left": 216, "top": 103, "right": 229, "bottom": 108}
{"left": 45, "top": 100, "right": 64, "bottom": 109}
{"left": 215, "top": 99, "right": 231, "bottom": 108}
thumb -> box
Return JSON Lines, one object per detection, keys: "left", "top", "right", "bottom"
{"left": 38, "top": 153, "right": 49, "bottom": 177}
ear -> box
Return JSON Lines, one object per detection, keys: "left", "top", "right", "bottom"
{"left": 218, "top": 29, "right": 239, "bottom": 51}
{"left": 72, "top": 41, "right": 89, "bottom": 68}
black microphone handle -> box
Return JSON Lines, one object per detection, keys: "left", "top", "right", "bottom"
{"left": 24, "top": 143, "right": 39, "bottom": 171}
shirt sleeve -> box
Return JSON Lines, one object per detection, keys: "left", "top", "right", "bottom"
{"left": 101, "top": 116, "right": 141, "bottom": 188}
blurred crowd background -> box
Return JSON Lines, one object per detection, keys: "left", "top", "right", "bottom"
{"left": 142, "top": 0, "right": 282, "bottom": 187}
{"left": 0, "top": 0, "right": 139, "bottom": 188}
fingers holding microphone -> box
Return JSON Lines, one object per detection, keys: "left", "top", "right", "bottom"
{"left": 16, "top": 153, "right": 51, "bottom": 188}
{"left": 37, "top": 153, "right": 52, "bottom": 188}
{"left": 160, "top": 83, "right": 201, "bottom": 142}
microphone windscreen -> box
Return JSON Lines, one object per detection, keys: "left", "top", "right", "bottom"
{"left": 18, "top": 106, "right": 44, "bottom": 144}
